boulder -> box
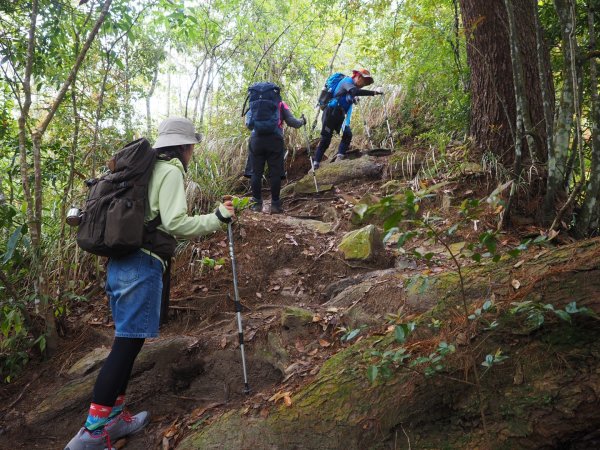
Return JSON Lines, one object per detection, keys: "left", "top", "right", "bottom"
{"left": 338, "top": 225, "right": 383, "bottom": 261}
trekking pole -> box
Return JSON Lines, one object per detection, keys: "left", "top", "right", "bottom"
{"left": 381, "top": 93, "right": 394, "bottom": 150}
{"left": 222, "top": 196, "right": 250, "bottom": 395}
{"left": 301, "top": 119, "right": 320, "bottom": 193}
{"left": 358, "top": 100, "right": 375, "bottom": 150}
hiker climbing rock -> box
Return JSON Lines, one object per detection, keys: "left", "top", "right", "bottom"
{"left": 64, "top": 117, "right": 235, "bottom": 450}
{"left": 243, "top": 82, "right": 305, "bottom": 214}
{"left": 314, "top": 68, "right": 383, "bottom": 168}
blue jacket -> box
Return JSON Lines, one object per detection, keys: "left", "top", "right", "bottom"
{"left": 328, "top": 76, "right": 379, "bottom": 113}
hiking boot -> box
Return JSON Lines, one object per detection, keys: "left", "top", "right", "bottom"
{"left": 105, "top": 410, "right": 150, "bottom": 441}
{"left": 312, "top": 161, "right": 320, "bottom": 170}
{"left": 270, "top": 201, "right": 284, "bottom": 214}
{"left": 64, "top": 427, "right": 115, "bottom": 450}
{"left": 250, "top": 202, "right": 263, "bottom": 212}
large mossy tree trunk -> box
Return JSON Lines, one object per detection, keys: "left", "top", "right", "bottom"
{"left": 178, "top": 239, "right": 600, "bottom": 449}
{"left": 459, "top": 0, "right": 552, "bottom": 169}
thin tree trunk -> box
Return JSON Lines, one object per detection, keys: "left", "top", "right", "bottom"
{"left": 124, "top": 37, "right": 132, "bottom": 139}
{"left": 18, "top": 0, "right": 38, "bottom": 247}
{"left": 192, "top": 60, "right": 207, "bottom": 123}
{"left": 89, "top": 51, "right": 112, "bottom": 178}
{"left": 185, "top": 57, "right": 206, "bottom": 119}
{"left": 501, "top": 0, "right": 526, "bottom": 229}
{"left": 543, "top": 0, "right": 576, "bottom": 224}
{"left": 146, "top": 65, "right": 159, "bottom": 137}
{"left": 534, "top": 2, "right": 555, "bottom": 174}
{"left": 577, "top": 1, "right": 600, "bottom": 234}
{"left": 550, "top": 0, "right": 584, "bottom": 232}
{"left": 199, "top": 58, "right": 215, "bottom": 128}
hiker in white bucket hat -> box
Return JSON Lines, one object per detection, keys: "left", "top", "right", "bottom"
{"left": 65, "top": 116, "right": 235, "bottom": 450}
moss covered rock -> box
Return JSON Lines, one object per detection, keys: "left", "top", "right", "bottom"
{"left": 338, "top": 225, "right": 383, "bottom": 261}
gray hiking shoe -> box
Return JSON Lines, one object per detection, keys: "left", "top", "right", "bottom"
{"left": 250, "top": 199, "right": 263, "bottom": 212}
{"left": 105, "top": 410, "right": 150, "bottom": 441}
{"left": 270, "top": 201, "right": 284, "bottom": 214}
{"left": 64, "top": 427, "right": 115, "bottom": 450}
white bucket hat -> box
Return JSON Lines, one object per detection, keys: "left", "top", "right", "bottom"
{"left": 154, "top": 117, "right": 202, "bottom": 149}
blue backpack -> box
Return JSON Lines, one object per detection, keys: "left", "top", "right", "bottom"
{"left": 317, "top": 72, "right": 346, "bottom": 110}
{"left": 243, "top": 82, "right": 282, "bottom": 134}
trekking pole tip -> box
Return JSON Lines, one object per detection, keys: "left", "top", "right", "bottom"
{"left": 243, "top": 384, "right": 251, "bottom": 395}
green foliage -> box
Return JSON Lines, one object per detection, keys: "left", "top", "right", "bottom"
{"left": 367, "top": 319, "right": 456, "bottom": 383}
{"left": 510, "top": 301, "right": 597, "bottom": 331}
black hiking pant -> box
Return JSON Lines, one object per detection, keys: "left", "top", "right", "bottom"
{"left": 250, "top": 133, "right": 285, "bottom": 203}
{"left": 315, "top": 106, "right": 352, "bottom": 163}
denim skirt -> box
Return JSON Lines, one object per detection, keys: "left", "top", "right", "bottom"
{"left": 105, "top": 249, "right": 163, "bottom": 338}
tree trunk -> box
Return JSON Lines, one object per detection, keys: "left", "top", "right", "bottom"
{"left": 577, "top": 2, "right": 600, "bottom": 234}
{"left": 542, "top": 0, "right": 576, "bottom": 223}
{"left": 179, "top": 238, "right": 600, "bottom": 449}
{"left": 146, "top": 65, "right": 159, "bottom": 137}
{"left": 199, "top": 58, "right": 215, "bottom": 128}
{"left": 459, "top": 0, "right": 551, "bottom": 168}
{"left": 16, "top": 0, "right": 114, "bottom": 354}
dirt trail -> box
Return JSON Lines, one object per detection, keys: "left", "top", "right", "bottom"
{"left": 0, "top": 148, "right": 418, "bottom": 449}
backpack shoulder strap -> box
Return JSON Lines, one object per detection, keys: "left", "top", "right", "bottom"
{"left": 241, "top": 93, "right": 250, "bottom": 117}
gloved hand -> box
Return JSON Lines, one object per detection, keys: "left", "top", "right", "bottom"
{"left": 376, "top": 91, "right": 384, "bottom": 95}
{"left": 301, "top": 114, "right": 307, "bottom": 125}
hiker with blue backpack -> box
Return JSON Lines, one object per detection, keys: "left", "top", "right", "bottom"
{"left": 65, "top": 117, "right": 235, "bottom": 450}
{"left": 243, "top": 82, "right": 306, "bottom": 214}
{"left": 314, "top": 68, "right": 383, "bottom": 168}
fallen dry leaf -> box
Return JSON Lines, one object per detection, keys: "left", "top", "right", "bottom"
{"left": 513, "top": 260, "right": 524, "bottom": 268}
{"left": 295, "top": 341, "right": 305, "bottom": 353}
{"left": 307, "top": 348, "right": 319, "bottom": 356}
{"left": 163, "top": 421, "right": 179, "bottom": 438}
{"left": 220, "top": 336, "right": 227, "bottom": 349}
{"left": 191, "top": 402, "right": 223, "bottom": 420}
{"left": 312, "top": 314, "right": 322, "bottom": 322}
{"left": 511, "top": 279, "right": 521, "bottom": 290}
{"left": 269, "top": 390, "right": 292, "bottom": 404}
{"left": 319, "top": 339, "right": 331, "bottom": 347}
{"left": 162, "top": 437, "right": 170, "bottom": 450}
{"left": 260, "top": 407, "right": 269, "bottom": 418}
{"left": 283, "top": 393, "right": 292, "bottom": 407}
{"left": 256, "top": 292, "right": 262, "bottom": 299}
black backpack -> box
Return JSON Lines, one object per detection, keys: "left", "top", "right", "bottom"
{"left": 242, "top": 82, "right": 282, "bottom": 134}
{"left": 76, "top": 138, "right": 163, "bottom": 258}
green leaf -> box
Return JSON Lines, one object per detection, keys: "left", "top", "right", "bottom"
{"left": 554, "top": 309, "right": 572, "bottom": 323}
{"left": 367, "top": 365, "right": 379, "bottom": 383}
{"left": 394, "top": 325, "right": 407, "bottom": 343}
{"left": 344, "top": 328, "right": 361, "bottom": 341}
{"left": 355, "top": 203, "right": 368, "bottom": 219}
{"left": 2, "top": 225, "right": 24, "bottom": 264}
{"left": 565, "top": 302, "right": 578, "bottom": 314}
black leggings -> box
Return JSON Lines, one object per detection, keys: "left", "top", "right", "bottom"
{"left": 92, "top": 337, "right": 145, "bottom": 406}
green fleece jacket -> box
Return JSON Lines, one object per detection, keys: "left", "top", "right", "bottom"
{"left": 145, "top": 158, "right": 231, "bottom": 239}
